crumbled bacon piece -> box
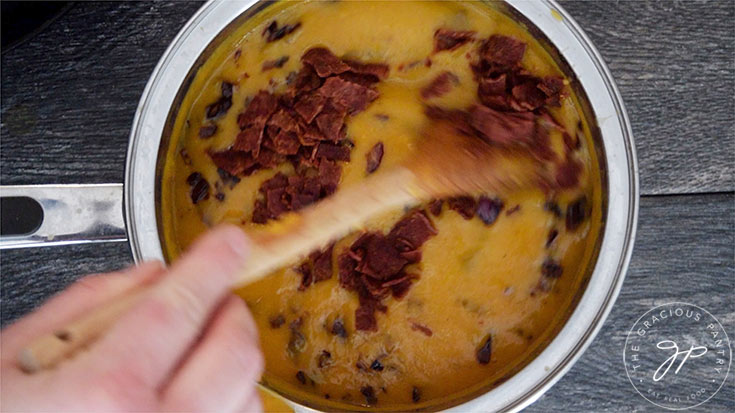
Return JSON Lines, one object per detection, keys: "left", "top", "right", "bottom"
{"left": 187, "top": 172, "right": 210, "bottom": 204}
{"left": 355, "top": 302, "right": 378, "bottom": 332}
{"left": 294, "top": 93, "right": 327, "bottom": 123}
{"left": 421, "top": 71, "right": 459, "bottom": 99}
{"left": 476, "top": 334, "right": 493, "bottom": 364}
{"left": 428, "top": 199, "right": 443, "bottom": 216}
{"left": 447, "top": 196, "right": 477, "bottom": 219}
{"left": 315, "top": 110, "right": 346, "bottom": 142}
{"left": 481, "top": 35, "right": 526, "bottom": 69}
{"left": 410, "top": 321, "right": 433, "bottom": 337}
{"left": 476, "top": 196, "right": 504, "bottom": 225}
{"left": 541, "top": 258, "right": 563, "bottom": 278}
{"left": 434, "top": 28, "right": 476, "bottom": 52}
{"left": 315, "top": 142, "right": 350, "bottom": 161}
{"left": 301, "top": 47, "right": 351, "bottom": 78}
{"left": 336, "top": 211, "right": 436, "bottom": 332}
{"left": 546, "top": 229, "right": 559, "bottom": 247}
{"left": 262, "top": 56, "right": 289, "bottom": 71}
{"left": 343, "top": 59, "right": 390, "bottom": 79}
{"left": 317, "top": 76, "right": 379, "bottom": 114}
{"left": 556, "top": 155, "right": 583, "bottom": 188}
{"left": 469, "top": 105, "right": 535, "bottom": 146}
{"left": 208, "top": 150, "right": 257, "bottom": 177}
{"left": 199, "top": 124, "right": 217, "bottom": 139}
{"left": 388, "top": 210, "right": 437, "bottom": 249}
{"left": 312, "top": 244, "right": 334, "bottom": 282}
{"left": 365, "top": 142, "right": 384, "bottom": 174}
{"left": 262, "top": 20, "right": 301, "bottom": 42}
{"left": 238, "top": 91, "right": 278, "bottom": 128}
{"left": 566, "top": 196, "right": 587, "bottom": 231}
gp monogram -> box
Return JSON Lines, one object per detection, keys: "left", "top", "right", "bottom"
{"left": 624, "top": 303, "right": 731, "bottom": 410}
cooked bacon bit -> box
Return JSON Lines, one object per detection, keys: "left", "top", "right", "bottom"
{"left": 180, "top": 148, "right": 192, "bottom": 165}
{"left": 287, "top": 320, "right": 306, "bottom": 357}
{"left": 424, "top": 105, "right": 475, "bottom": 136}
{"left": 412, "top": 387, "right": 421, "bottom": 403}
{"left": 546, "top": 229, "right": 558, "bottom": 247}
{"left": 302, "top": 47, "right": 350, "bottom": 77}
{"left": 199, "top": 124, "right": 217, "bottom": 138}
{"left": 542, "top": 258, "right": 563, "bottom": 278}
{"left": 318, "top": 350, "right": 333, "bottom": 368}
{"left": 338, "top": 212, "right": 435, "bottom": 332}
{"left": 448, "top": 196, "right": 476, "bottom": 219}
{"left": 370, "top": 359, "right": 384, "bottom": 371}
{"left": 233, "top": 48, "right": 241, "bottom": 61}
{"left": 234, "top": 126, "right": 263, "bottom": 154}
{"left": 317, "top": 76, "right": 379, "bottom": 114}
{"left": 544, "top": 201, "right": 562, "bottom": 217}
{"left": 343, "top": 59, "right": 390, "bottom": 79}
{"left": 315, "top": 142, "right": 351, "bottom": 161}
{"left": 476, "top": 334, "right": 493, "bottom": 365}
{"left": 556, "top": 156, "right": 582, "bottom": 188}
{"left": 296, "top": 261, "right": 313, "bottom": 291}
{"left": 506, "top": 205, "right": 521, "bottom": 215}
{"left": 355, "top": 303, "right": 378, "bottom": 332}
{"left": 429, "top": 199, "right": 443, "bottom": 216}
{"left": 206, "top": 98, "right": 232, "bottom": 119}
{"left": 481, "top": 35, "right": 526, "bottom": 68}
{"left": 476, "top": 196, "right": 504, "bottom": 225}
{"left": 421, "top": 71, "right": 459, "bottom": 99}
{"left": 205, "top": 81, "right": 234, "bottom": 119}
{"left": 213, "top": 48, "right": 386, "bottom": 225}
{"left": 425, "top": 58, "right": 433, "bottom": 67}
{"left": 238, "top": 91, "right": 278, "bottom": 128}
{"left": 331, "top": 318, "right": 348, "bottom": 338}
{"left": 566, "top": 196, "right": 587, "bottom": 231}
{"left": 295, "top": 370, "right": 307, "bottom": 385}
{"left": 388, "top": 211, "right": 437, "bottom": 249}
{"left": 186, "top": 172, "right": 209, "bottom": 204}
{"left": 295, "top": 244, "right": 334, "bottom": 291}
{"left": 470, "top": 33, "right": 564, "bottom": 114}
{"left": 434, "top": 28, "right": 476, "bottom": 52}
{"left": 269, "top": 314, "right": 286, "bottom": 328}
{"left": 510, "top": 76, "right": 564, "bottom": 111}
{"left": 469, "top": 105, "right": 535, "bottom": 146}
{"left": 365, "top": 142, "right": 384, "bottom": 173}
{"left": 262, "top": 56, "right": 289, "bottom": 71}
{"left": 315, "top": 110, "right": 346, "bottom": 142}
{"left": 357, "top": 233, "right": 408, "bottom": 280}
{"left": 312, "top": 243, "right": 334, "bottom": 282}
{"left": 256, "top": 171, "right": 336, "bottom": 221}
{"left": 262, "top": 20, "right": 301, "bottom": 42}
{"left": 294, "top": 93, "right": 327, "bottom": 123}
{"left": 360, "top": 386, "right": 377, "bottom": 405}
{"left": 410, "top": 321, "right": 433, "bottom": 337}
{"left": 221, "top": 81, "right": 233, "bottom": 98}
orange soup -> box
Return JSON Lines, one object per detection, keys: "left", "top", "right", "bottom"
{"left": 160, "top": 1, "right": 602, "bottom": 410}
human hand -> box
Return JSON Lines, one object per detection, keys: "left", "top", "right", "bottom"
{"left": 1, "top": 226, "right": 264, "bottom": 412}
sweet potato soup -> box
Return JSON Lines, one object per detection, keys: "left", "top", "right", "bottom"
{"left": 160, "top": 0, "right": 602, "bottom": 410}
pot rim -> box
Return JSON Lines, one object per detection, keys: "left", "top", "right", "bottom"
{"left": 125, "top": 1, "right": 638, "bottom": 411}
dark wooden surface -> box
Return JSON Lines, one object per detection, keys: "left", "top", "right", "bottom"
{"left": 1, "top": 1, "right": 733, "bottom": 412}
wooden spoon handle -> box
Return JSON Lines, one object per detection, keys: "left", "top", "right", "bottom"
{"left": 17, "top": 168, "right": 419, "bottom": 373}
{"left": 235, "top": 167, "right": 418, "bottom": 287}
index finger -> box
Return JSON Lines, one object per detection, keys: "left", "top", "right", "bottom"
{"left": 87, "top": 225, "right": 251, "bottom": 389}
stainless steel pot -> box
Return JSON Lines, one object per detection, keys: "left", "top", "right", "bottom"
{"left": 0, "top": 1, "right": 638, "bottom": 411}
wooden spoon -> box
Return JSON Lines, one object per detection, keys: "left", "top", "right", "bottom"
{"left": 17, "top": 120, "right": 549, "bottom": 373}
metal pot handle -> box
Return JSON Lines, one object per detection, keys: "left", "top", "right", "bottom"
{"left": 0, "top": 184, "right": 127, "bottom": 249}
